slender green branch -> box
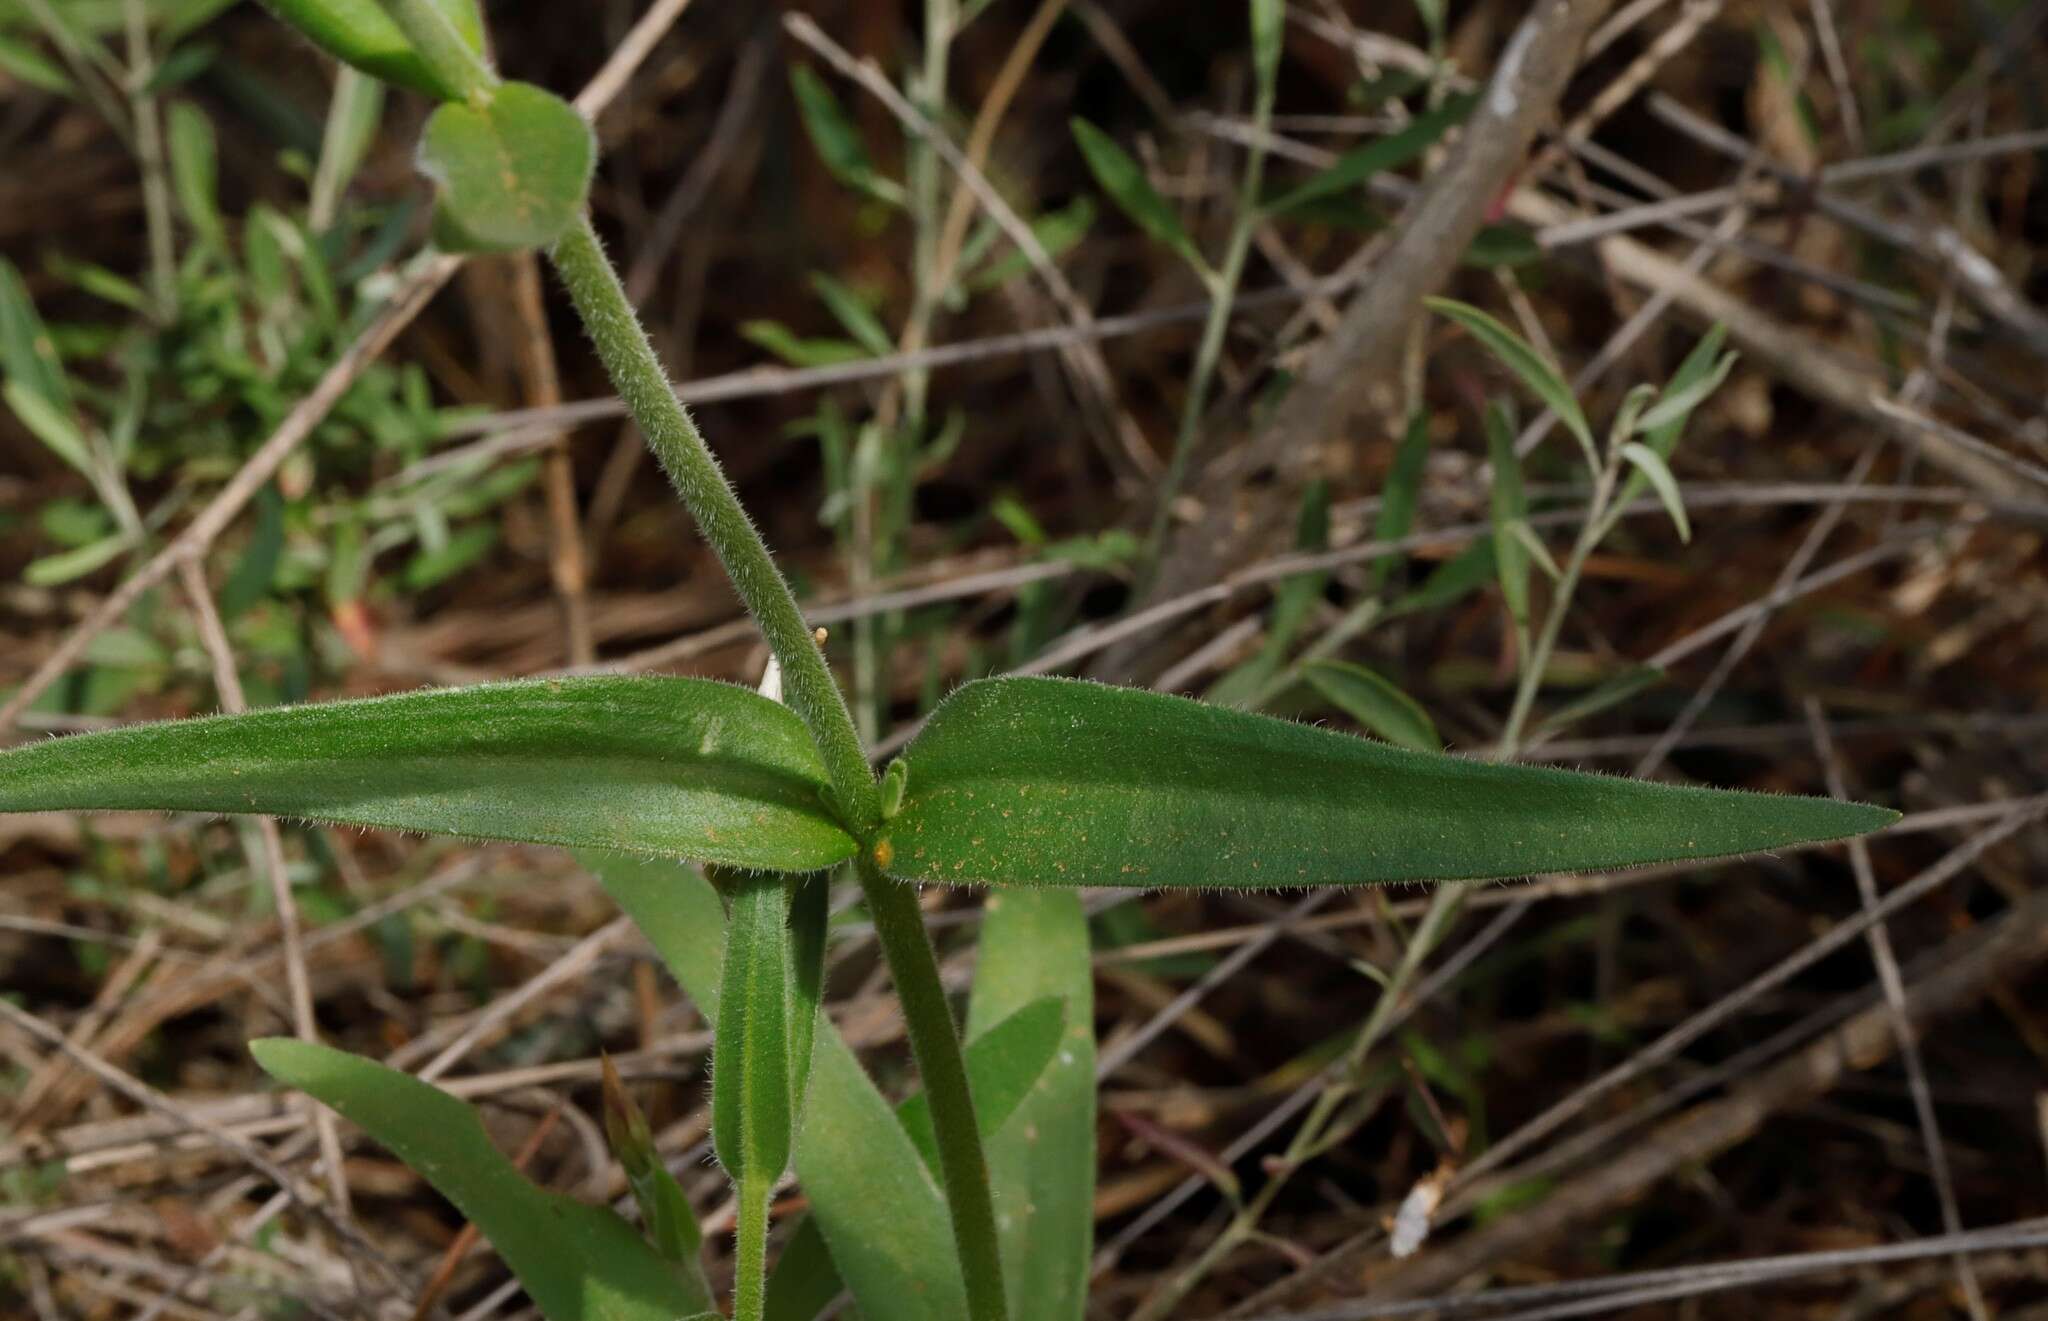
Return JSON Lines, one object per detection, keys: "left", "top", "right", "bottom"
{"left": 1140, "top": 51, "right": 1277, "bottom": 581}
{"left": 858, "top": 854, "right": 1010, "bottom": 1321}
{"left": 376, "top": 0, "right": 496, "bottom": 103}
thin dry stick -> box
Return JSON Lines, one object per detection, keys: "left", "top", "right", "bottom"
{"left": 1095, "top": 0, "right": 1618, "bottom": 682}
{"left": 1460, "top": 797, "right": 2048, "bottom": 1187}
{"left": 1806, "top": 699, "right": 1988, "bottom": 1320}
{"left": 176, "top": 558, "right": 355, "bottom": 1231}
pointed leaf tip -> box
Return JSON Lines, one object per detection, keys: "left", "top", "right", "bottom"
{"left": 0, "top": 676, "right": 857, "bottom": 871}
{"left": 881, "top": 678, "right": 1896, "bottom": 889}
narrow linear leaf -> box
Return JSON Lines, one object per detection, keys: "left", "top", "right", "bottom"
{"left": 1634, "top": 346, "right": 1737, "bottom": 436}
{"left": 714, "top": 873, "right": 794, "bottom": 1197}
{"left": 0, "top": 677, "right": 858, "bottom": 871}
{"left": 1304, "top": 659, "right": 1440, "bottom": 754}
{"left": 1266, "top": 94, "right": 1475, "bottom": 215}
{"left": 251, "top": 1039, "right": 704, "bottom": 1321}
{"left": 1070, "top": 117, "right": 1206, "bottom": 274}
{"left": 968, "top": 888, "right": 1095, "bottom": 1321}
{"left": 790, "top": 64, "right": 905, "bottom": 208}
{"left": 3, "top": 379, "right": 94, "bottom": 479}
{"left": 419, "top": 81, "right": 594, "bottom": 253}
{"left": 807, "top": 272, "right": 893, "bottom": 358}
{"left": 0, "top": 257, "right": 72, "bottom": 410}
{"left": 1619, "top": 442, "right": 1691, "bottom": 542}
{"left": 166, "top": 100, "right": 225, "bottom": 248}
{"left": 1428, "top": 296, "right": 1594, "bottom": 464}
{"left": 260, "top": 0, "right": 485, "bottom": 101}
{"left": 1618, "top": 325, "right": 1733, "bottom": 517}
{"left": 1385, "top": 536, "right": 1495, "bottom": 620}
{"left": 879, "top": 677, "right": 1898, "bottom": 888}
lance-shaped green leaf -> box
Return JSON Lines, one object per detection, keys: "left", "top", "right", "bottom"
{"left": 1428, "top": 296, "right": 1594, "bottom": 467}
{"left": 898, "top": 996, "right": 1066, "bottom": 1174}
{"left": 419, "top": 81, "right": 594, "bottom": 252}
{"left": 877, "top": 677, "right": 1897, "bottom": 889}
{"left": 251, "top": 1039, "right": 705, "bottom": 1321}
{"left": 0, "top": 676, "right": 858, "bottom": 872}
{"left": 1304, "top": 659, "right": 1440, "bottom": 754}
{"left": 1071, "top": 117, "right": 1206, "bottom": 275}
{"left": 590, "top": 854, "right": 968, "bottom": 1321}
{"left": 261, "top": 0, "right": 484, "bottom": 101}
{"left": 1265, "top": 94, "right": 1475, "bottom": 216}
{"left": 713, "top": 873, "right": 794, "bottom": 1189}
{"left": 968, "top": 889, "right": 1095, "bottom": 1321}
{"left": 1619, "top": 441, "right": 1691, "bottom": 542}
{"left": 1617, "top": 324, "right": 1733, "bottom": 515}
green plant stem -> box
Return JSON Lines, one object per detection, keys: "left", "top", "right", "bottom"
{"left": 1498, "top": 452, "right": 1621, "bottom": 759}
{"left": 859, "top": 853, "right": 1010, "bottom": 1321}
{"left": 376, "top": 0, "right": 495, "bottom": 102}
{"left": 1140, "top": 63, "right": 1276, "bottom": 582}
{"left": 548, "top": 216, "right": 876, "bottom": 826}
{"left": 122, "top": 0, "right": 175, "bottom": 321}
{"left": 549, "top": 214, "right": 1008, "bottom": 1320}
{"left": 733, "top": 1175, "right": 770, "bottom": 1321}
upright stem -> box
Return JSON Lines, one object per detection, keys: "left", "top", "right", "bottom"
{"left": 1140, "top": 48, "right": 1276, "bottom": 582}
{"left": 548, "top": 215, "right": 1008, "bottom": 1321}
{"left": 550, "top": 216, "right": 877, "bottom": 826}
{"left": 859, "top": 854, "right": 1010, "bottom": 1321}
{"left": 733, "top": 1176, "right": 770, "bottom": 1321}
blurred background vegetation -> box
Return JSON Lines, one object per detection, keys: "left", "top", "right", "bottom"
{"left": 3, "top": 1, "right": 2048, "bottom": 1317}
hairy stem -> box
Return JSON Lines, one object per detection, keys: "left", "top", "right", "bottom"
{"left": 549, "top": 214, "right": 1006, "bottom": 1320}
{"left": 858, "top": 854, "right": 1010, "bottom": 1321}
{"left": 733, "top": 1175, "right": 770, "bottom": 1321}
{"left": 549, "top": 216, "right": 877, "bottom": 827}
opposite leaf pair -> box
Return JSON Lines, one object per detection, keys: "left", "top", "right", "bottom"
{"left": 0, "top": 674, "right": 1896, "bottom": 889}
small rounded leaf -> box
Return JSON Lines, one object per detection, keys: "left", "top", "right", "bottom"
{"left": 419, "top": 81, "right": 594, "bottom": 252}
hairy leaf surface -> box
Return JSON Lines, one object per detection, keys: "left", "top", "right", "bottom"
{"left": 881, "top": 678, "right": 1896, "bottom": 888}
{"left": 0, "top": 677, "right": 857, "bottom": 870}
{"left": 420, "top": 81, "right": 594, "bottom": 251}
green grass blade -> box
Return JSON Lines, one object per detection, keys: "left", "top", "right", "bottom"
{"left": 968, "top": 889, "right": 1095, "bottom": 1321}
{"left": 251, "top": 1039, "right": 706, "bottom": 1321}
{"left": 880, "top": 678, "right": 1898, "bottom": 888}
{"left": 0, "top": 677, "right": 858, "bottom": 872}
